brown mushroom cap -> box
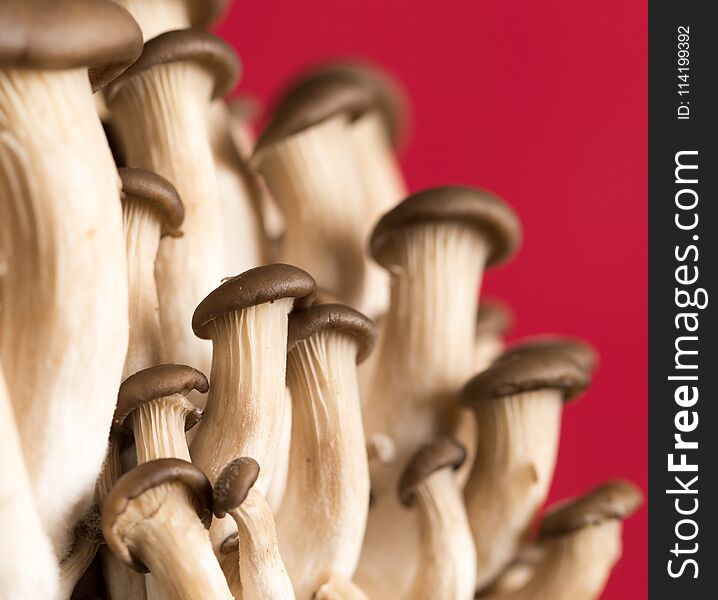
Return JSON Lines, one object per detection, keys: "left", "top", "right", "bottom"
{"left": 476, "top": 299, "right": 513, "bottom": 337}
{"left": 370, "top": 186, "right": 522, "bottom": 268}
{"left": 539, "top": 480, "right": 643, "bottom": 539}
{"left": 192, "top": 264, "right": 317, "bottom": 339}
{"left": 104, "top": 29, "right": 240, "bottom": 103}
{"left": 113, "top": 364, "right": 208, "bottom": 434}
{"left": 497, "top": 336, "right": 599, "bottom": 374}
{"left": 256, "top": 60, "right": 407, "bottom": 154}
{"left": 119, "top": 167, "right": 184, "bottom": 233}
{"left": 288, "top": 304, "right": 377, "bottom": 364}
{"left": 212, "top": 457, "right": 261, "bottom": 519}
{"left": 188, "top": 0, "right": 230, "bottom": 29}
{"left": 0, "top": 0, "right": 143, "bottom": 92}
{"left": 460, "top": 345, "right": 590, "bottom": 406}
{"left": 398, "top": 437, "right": 467, "bottom": 507}
{"left": 101, "top": 458, "right": 213, "bottom": 572}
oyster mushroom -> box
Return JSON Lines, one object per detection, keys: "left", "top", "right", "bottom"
{"left": 114, "top": 0, "right": 230, "bottom": 41}
{"left": 0, "top": 0, "right": 141, "bottom": 550}
{"left": 102, "top": 458, "right": 233, "bottom": 600}
{"left": 497, "top": 335, "right": 599, "bottom": 374}
{"left": 0, "top": 365, "right": 58, "bottom": 598}
{"left": 460, "top": 345, "right": 591, "bottom": 589}
{"left": 357, "top": 186, "right": 521, "bottom": 596}
{"left": 105, "top": 29, "right": 240, "bottom": 383}
{"left": 189, "top": 264, "right": 316, "bottom": 550}
{"left": 213, "top": 457, "right": 294, "bottom": 600}
{"left": 277, "top": 303, "right": 376, "bottom": 599}
{"left": 482, "top": 481, "right": 643, "bottom": 600}
{"left": 268, "top": 61, "right": 410, "bottom": 316}
{"left": 398, "top": 437, "right": 475, "bottom": 600}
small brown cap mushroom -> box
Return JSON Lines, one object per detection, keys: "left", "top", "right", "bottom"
{"left": 113, "top": 364, "right": 208, "bottom": 434}
{"left": 476, "top": 299, "right": 513, "bottom": 337}
{"left": 189, "top": 0, "right": 231, "bottom": 29}
{"left": 370, "top": 186, "right": 522, "bottom": 268}
{"left": 497, "top": 336, "right": 599, "bottom": 374}
{"left": 101, "top": 458, "right": 213, "bottom": 572}
{"left": 460, "top": 344, "right": 590, "bottom": 406}
{"left": 398, "top": 437, "right": 467, "bottom": 507}
{"left": 105, "top": 29, "right": 240, "bottom": 103}
{"left": 213, "top": 457, "right": 260, "bottom": 519}
{"left": 539, "top": 480, "right": 643, "bottom": 539}
{"left": 119, "top": 167, "right": 184, "bottom": 234}
{"left": 0, "top": 0, "right": 143, "bottom": 92}
{"left": 192, "top": 264, "right": 317, "bottom": 339}
{"left": 258, "top": 60, "right": 408, "bottom": 153}
{"left": 288, "top": 303, "right": 377, "bottom": 364}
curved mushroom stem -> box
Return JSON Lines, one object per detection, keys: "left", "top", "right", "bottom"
{"left": 190, "top": 265, "right": 315, "bottom": 551}
{"left": 0, "top": 365, "right": 58, "bottom": 598}
{"left": 59, "top": 529, "right": 100, "bottom": 599}
{"left": 398, "top": 438, "right": 476, "bottom": 600}
{"left": 0, "top": 66, "right": 129, "bottom": 550}
{"left": 482, "top": 481, "right": 642, "bottom": 600}
{"left": 313, "top": 576, "right": 369, "bottom": 600}
{"left": 103, "top": 459, "right": 233, "bottom": 600}
{"left": 214, "top": 458, "right": 295, "bottom": 600}
{"left": 209, "top": 100, "right": 267, "bottom": 273}
{"left": 254, "top": 116, "right": 367, "bottom": 307}
{"left": 106, "top": 31, "right": 239, "bottom": 382}
{"left": 278, "top": 305, "right": 373, "bottom": 600}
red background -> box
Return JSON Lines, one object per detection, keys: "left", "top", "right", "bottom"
{"left": 217, "top": 1, "right": 648, "bottom": 597}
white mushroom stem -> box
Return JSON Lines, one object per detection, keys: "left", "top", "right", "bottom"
{"left": 404, "top": 469, "right": 476, "bottom": 600}
{"left": 0, "top": 67, "right": 129, "bottom": 550}
{"left": 357, "top": 225, "right": 488, "bottom": 596}
{"left": 482, "top": 522, "right": 623, "bottom": 600}
{"left": 465, "top": 389, "right": 563, "bottom": 589}
{"left": 0, "top": 365, "right": 58, "bottom": 598}
{"left": 279, "top": 331, "right": 369, "bottom": 600}
{"left": 255, "top": 116, "right": 367, "bottom": 307}
{"left": 109, "top": 58, "right": 227, "bottom": 382}
{"left": 131, "top": 396, "right": 196, "bottom": 464}
{"left": 313, "top": 576, "right": 370, "bottom": 600}
{"left": 208, "top": 100, "right": 266, "bottom": 273}
{"left": 59, "top": 533, "right": 99, "bottom": 600}
{"left": 226, "top": 488, "right": 295, "bottom": 600}
{"left": 114, "top": 0, "right": 191, "bottom": 41}
{"left": 190, "top": 297, "right": 295, "bottom": 545}
{"left": 266, "top": 387, "right": 293, "bottom": 512}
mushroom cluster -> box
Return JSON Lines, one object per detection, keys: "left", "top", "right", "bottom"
{"left": 0, "top": 1, "right": 641, "bottom": 599}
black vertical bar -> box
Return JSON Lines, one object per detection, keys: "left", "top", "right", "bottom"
{"left": 649, "top": 2, "right": 718, "bottom": 597}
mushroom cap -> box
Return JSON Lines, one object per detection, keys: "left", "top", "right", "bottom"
{"left": 476, "top": 299, "right": 514, "bottom": 337}
{"left": 213, "top": 457, "right": 260, "bottom": 519}
{"left": 288, "top": 303, "right": 377, "bottom": 364}
{"left": 119, "top": 167, "right": 184, "bottom": 233}
{"left": 398, "top": 437, "right": 467, "bottom": 507}
{"left": 101, "top": 458, "right": 213, "bottom": 572}
{"left": 104, "top": 29, "right": 240, "bottom": 103}
{"left": 497, "top": 335, "right": 599, "bottom": 374}
{"left": 192, "top": 264, "right": 317, "bottom": 339}
{"left": 0, "top": 0, "right": 143, "bottom": 92}
{"left": 256, "top": 60, "right": 407, "bottom": 154}
{"left": 370, "top": 186, "right": 522, "bottom": 268}
{"left": 539, "top": 480, "right": 643, "bottom": 539}
{"left": 189, "top": 0, "right": 231, "bottom": 29}
{"left": 113, "top": 364, "right": 208, "bottom": 434}
{"left": 460, "top": 345, "right": 590, "bottom": 405}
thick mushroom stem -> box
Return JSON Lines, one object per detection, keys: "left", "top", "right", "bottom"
{"left": 0, "top": 365, "right": 58, "bottom": 598}
{"left": 460, "top": 347, "right": 590, "bottom": 589}
{"left": 106, "top": 30, "right": 240, "bottom": 381}
{"left": 357, "top": 186, "right": 520, "bottom": 596}
{"left": 0, "top": 1, "right": 141, "bottom": 549}
{"left": 398, "top": 437, "right": 476, "bottom": 600}
{"left": 278, "top": 304, "right": 375, "bottom": 600}
{"left": 189, "top": 264, "right": 316, "bottom": 549}
{"left": 208, "top": 100, "right": 267, "bottom": 273}
{"left": 214, "top": 458, "right": 295, "bottom": 600}
{"left": 483, "top": 481, "right": 643, "bottom": 600}
{"left": 102, "top": 458, "right": 233, "bottom": 600}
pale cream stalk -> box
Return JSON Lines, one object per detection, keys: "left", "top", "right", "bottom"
{"left": 0, "top": 68, "right": 129, "bottom": 550}
{"left": 114, "top": 0, "right": 191, "bottom": 41}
